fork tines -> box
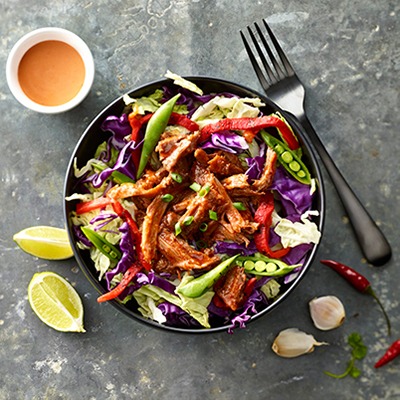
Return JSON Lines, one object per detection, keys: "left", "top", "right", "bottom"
{"left": 240, "top": 19, "right": 295, "bottom": 88}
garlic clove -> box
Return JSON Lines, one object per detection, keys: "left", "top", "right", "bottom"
{"left": 272, "top": 328, "right": 328, "bottom": 358}
{"left": 309, "top": 295, "right": 346, "bottom": 331}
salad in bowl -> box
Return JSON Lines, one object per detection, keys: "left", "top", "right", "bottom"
{"left": 64, "top": 73, "right": 324, "bottom": 333}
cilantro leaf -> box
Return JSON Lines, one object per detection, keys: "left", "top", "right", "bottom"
{"left": 325, "top": 333, "right": 367, "bottom": 379}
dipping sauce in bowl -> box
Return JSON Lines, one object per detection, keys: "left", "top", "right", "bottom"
{"left": 6, "top": 27, "right": 94, "bottom": 114}
{"left": 18, "top": 40, "right": 85, "bottom": 107}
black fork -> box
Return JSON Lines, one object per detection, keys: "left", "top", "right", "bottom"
{"left": 241, "top": 19, "right": 391, "bottom": 266}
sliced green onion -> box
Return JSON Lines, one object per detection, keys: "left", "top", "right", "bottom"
{"left": 171, "top": 172, "right": 183, "bottom": 183}
{"left": 233, "top": 202, "right": 247, "bottom": 211}
{"left": 175, "top": 222, "right": 182, "bottom": 236}
{"left": 199, "top": 222, "right": 208, "bottom": 232}
{"left": 199, "top": 184, "right": 211, "bottom": 197}
{"left": 190, "top": 182, "right": 201, "bottom": 192}
{"left": 209, "top": 210, "right": 218, "bottom": 221}
{"left": 183, "top": 216, "right": 194, "bottom": 226}
{"left": 196, "top": 240, "right": 207, "bottom": 249}
{"left": 161, "top": 194, "right": 174, "bottom": 203}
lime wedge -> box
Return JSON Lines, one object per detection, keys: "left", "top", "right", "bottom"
{"left": 13, "top": 226, "right": 73, "bottom": 260}
{"left": 28, "top": 271, "right": 85, "bottom": 333}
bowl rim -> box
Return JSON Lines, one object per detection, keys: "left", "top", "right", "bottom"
{"left": 6, "top": 27, "right": 95, "bottom": 114}
{"left": 63, "top": 75, "right": 325, "bottom": 333}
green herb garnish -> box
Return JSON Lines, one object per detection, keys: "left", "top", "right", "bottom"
{"left": 161, "top": 194, "right": 174, "bottom": 203}
{"left": 324, "top": 333, "right": 367, "bottom": 379}
{"left": 198, "top": 185, "right": 211, "bottom": 197}
{"left": 190, "top": 182, "right": 201, "bottom": 192}
{"left": 199, "top": 222, "right": 208, "bottom": 232}
{"left": 171, "top": 173, "right": 183, "bottom": 183}
{"left": 183, "top": 216, "right": 194, "bottom": 226}
{"left": 233, "top": 202, "right": 246, "bottom": 211}
{"left": 209, "top": 210, "right": 218, "bottom": 221}
{"left": 175, "top": 222, "right": 182, "bottom": 236}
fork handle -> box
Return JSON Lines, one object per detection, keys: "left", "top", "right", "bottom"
{"left": 299, "top": 115, "right": 392, "bottom": 266}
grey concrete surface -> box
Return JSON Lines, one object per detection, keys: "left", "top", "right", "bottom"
{"left": 0, "top": 0, "right": 399, "bottom": 399}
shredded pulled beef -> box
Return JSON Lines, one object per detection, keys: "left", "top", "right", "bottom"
{"left": 194, "top": 148, "right": 245, "bottom": 177}
{"left": 215, "top": 266, "right": 247, "bottom": 311}
{"left": 107, "top": 129, "right": 278, "bottom": 275}
{"left": 252, "top": 146, "right": 277, "bottom": 191}
{"left": 157, "top": 223, "right": 221, "bottom": 271}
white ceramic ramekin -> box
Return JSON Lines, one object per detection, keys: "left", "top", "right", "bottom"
{"left": 6, "top": 27, "right": 95, "bottom": 114}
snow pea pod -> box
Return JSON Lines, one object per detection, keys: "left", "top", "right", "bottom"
{"left": 260, "top": 130, "right": 311, "bottom": 185}
{"left": 238, "top": 253, "right": 299, "bottom": 277}
{"left": 136, "top": 93, "right": 181, "bottom": 178}
{"left": 81, "top": 226, "right": 122, "bottom": 261}
{"left": 177, "top": 255, "right": 238, "bottom": 298}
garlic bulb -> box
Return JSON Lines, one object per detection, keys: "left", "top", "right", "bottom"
{"left": 272, "top": 328, "right": 328, "bottom": 358}
{"left": 309, "top": 295, "right": 346, "bottom": 331}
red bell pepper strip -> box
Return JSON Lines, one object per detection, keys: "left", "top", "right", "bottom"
{"left": 212, "top": 293, "right": 228, "bottom": 309}
{"left": 111, "top": 200, "right": 151, "bottom": 271}
{"left": 253, "top": 192, "right": 291, "bottom": 259}
{"left": 129, "top": 112, "right": 153, "bottom": 140}
{"left": 374, "top": 339, "right": 400, "bottom": 368}
{"left": 169, "top": 112, "right": 199, "bottom": 132}
{"left": 244, "top": 277, "right": 258, "bottom": 298}
{"left": 128, "top": 112, "right": 153, "bottom": 171}
{"left": 97, "top": 264, "right": 142, "bottom": 303}
{"left": 199, "top": 115, "right": 299, "bottom": 150}
{"left": 76, "top": 197, "right": 111, "bottom": 215}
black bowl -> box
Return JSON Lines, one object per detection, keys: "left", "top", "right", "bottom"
{"left": 64, "top": 76, "right": 325, "bottom": 333}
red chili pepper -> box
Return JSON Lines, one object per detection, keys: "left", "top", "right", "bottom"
{"left": 199, "top": 115, "right": 299, "bottom": 150}
{"left": 321, "top": 259, "right": 391, "bottom": 335}
{"left": 75, "top": 197, "right": 111, "bottom": 215}
{"left": 97, "top": 264, "right": 142, "bottom": 303}
{"left": 169, "top": 112, "right": 199, "bottom": 132}
{"left": 128, "top": 112, "right": 153, "bottom": 171}
{"left": 111, "top": 200, "right": 151, "bottom": 271}
{"left": 253, "top": 192, "right": 291, "bottom": 259}
{"left": 374, "top": 339, "right": 400, "bottom": 368}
